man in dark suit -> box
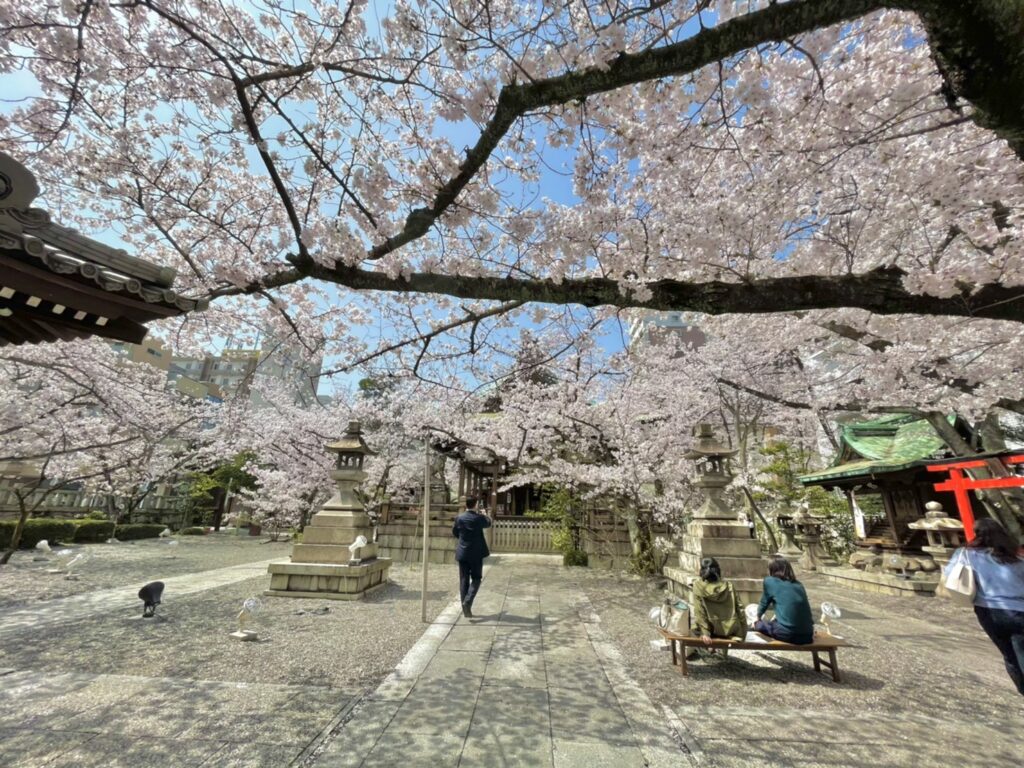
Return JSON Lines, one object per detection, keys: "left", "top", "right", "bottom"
{"left": 452, "top": 495, "right": 491, "bottom": 618}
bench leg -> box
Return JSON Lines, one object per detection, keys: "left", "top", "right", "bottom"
{"left": 811, "top": 649, "right": 842, "bottom": 683}
{"left": 680, "top": 644, "right": 689, "bottom": 677}
{"left": 670, "top": 638, "right": 678, "bottom": 667}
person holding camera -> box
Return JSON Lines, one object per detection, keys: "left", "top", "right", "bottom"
{"left": 452, "top": 495, "right": 491, "bottom": 618}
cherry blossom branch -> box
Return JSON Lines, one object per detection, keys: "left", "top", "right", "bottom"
{"left": 276, "top": 264, "right": 1024, "bottom": 324}
{"left": 317, "top": 301, "right": 523, "bottom": 379}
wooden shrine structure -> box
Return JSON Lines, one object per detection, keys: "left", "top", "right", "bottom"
{"left": 800, "top": 413, "right": 970, "bottom": 555}
{"left": 800, "top": 412, "right": 1023, "bottom": 594}
{"left": 0, "top": 152, "right": 204, "bottom": 346}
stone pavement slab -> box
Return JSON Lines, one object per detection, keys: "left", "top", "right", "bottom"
{"left": 313, "top": 554, "right": 694, "bottom": 768}
{"left": 673, "top": 705, "right": 1021, "bottom": 768}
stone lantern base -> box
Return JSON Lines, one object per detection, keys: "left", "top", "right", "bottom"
{"left": 265, "top": 509, "right": 391, "bottom": 601}
{"left": 664, "top": 520, "right": 765, "bottom": 606}
{"left": 266, "top": 560, "right": 391, "bottom": 601}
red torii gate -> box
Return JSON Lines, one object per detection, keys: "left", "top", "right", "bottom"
{"left": 926, "top": 454, "right": 1024, "bottom": 540}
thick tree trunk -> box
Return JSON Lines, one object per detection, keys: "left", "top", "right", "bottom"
{"left": 0, "top": 498, "right": 32, "bottom": 566}
{"left": 923, "top": 412, "right": 1023, "bottom": 539}
{"left": 909, "top": 0, "right": 1024, "bottom": 163}
{"left": 211, "top": 487, "right": 227, "bottom": 532}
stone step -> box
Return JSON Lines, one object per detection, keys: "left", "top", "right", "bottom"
{"left": 663, "top": 566, "right": 763, "bottom": 607}
{"left": 677, "top": 553, "right": 766, "bottom": 579}
{"left": 680, "top": 535, "right": 762, "bottom": 558}
{"left": 291, "top": 541, "right": 380, "bottom": 564}
{"left": 377, "top": 523, "right": 454, "bottom": 537}
{"left": 377, "top": 547, "right": 457, "bottom": 564}
{"left": 310, "top": 511, "right": 371, "bottom": 527}
{"left": 686, "top": 521, "right": 756, "bottom": 539}
{"left": 377, "top": 535, "right": 455, "bottom": 551}
{"left": 302, "top": 526, "right": 370, "bottom": 545}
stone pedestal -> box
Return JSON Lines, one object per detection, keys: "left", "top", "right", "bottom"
{"left": 266, "top": 421, "right": 391, "bottom": 601}
{"left": 818, "top": 565, "right": 938, "bottom": 596}
{"left": 774, "top": 512, "right": 803, "bottom": 558}
{"left": 909, "top": 501, "right": 965, "bottom": 572}
{"left": 791, "top": 509, "right": 837, "bottom": 572}
{"left": 665, "top": 520, "right": 766, "bottom": 606}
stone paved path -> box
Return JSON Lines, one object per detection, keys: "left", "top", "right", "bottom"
{"left": 0, "top": 558, "right": 283, "bottom": 640}
{"left": 0, "top": 669, "right": 356, "bottom": 768}
{"left": 313, "top": 555, "right": 694, "bottom": 768}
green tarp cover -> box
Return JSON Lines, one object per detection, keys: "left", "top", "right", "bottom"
{"left": 800, "top": 413, "right": 953, "bottom": 484}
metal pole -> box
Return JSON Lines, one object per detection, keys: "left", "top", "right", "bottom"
{"left": 421, "top": 437, "right": 431, "bottom": 623}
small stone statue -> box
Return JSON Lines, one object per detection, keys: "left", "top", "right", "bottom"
{"left": 348, "top": 535, "right": 368, "bottom": 564}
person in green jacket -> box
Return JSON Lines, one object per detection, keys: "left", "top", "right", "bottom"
{"left": 754, "top": 556, "right": 815, "bottom": 644}
{"left": 691, "top": 557, "right": 747, "bottom": 646}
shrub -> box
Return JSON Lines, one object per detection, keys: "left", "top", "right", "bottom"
{"left": 0, "top": 519, "right": 78, "bottom": 549}
{"left": 0, "top": 521, "right": 14, "bottom": 549}
{"left": 113, "top": 524, "right": 166, "bottom": 541}
{"left": 73, "top": 520, "right": 116, "bottom": 543}
{"left": 563, "top": 549, "right": 589, "bottom": 567}
{"left": 180, "top": 527, "right": 207, "bottom": 535}
{"left": 83, "top": 510, "right": 109, "bottom": 521}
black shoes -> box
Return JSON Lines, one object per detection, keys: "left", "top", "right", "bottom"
{"left": 461, "top": 602, "right": 473, "bottom": 618}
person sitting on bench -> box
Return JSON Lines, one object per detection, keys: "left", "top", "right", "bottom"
{"left": 692, "top": 557, "right": 747, "bottom": 646}
{"left": 754, "top": 556, "right": 814, "bottom": 645}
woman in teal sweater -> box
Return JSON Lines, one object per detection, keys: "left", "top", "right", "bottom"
{"left": 754, "top": 556, "right": 815, "bottom": 644}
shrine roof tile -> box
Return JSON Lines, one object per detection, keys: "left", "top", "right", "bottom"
{"left": 799, "top": 413, "right": 954, "bottom": 485}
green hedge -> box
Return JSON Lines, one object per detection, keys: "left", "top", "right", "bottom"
{"left": 180, "top": 526, "right": 207, "bottom": 536}
{"left": 73, "top": 520, "right": 116, "bottom": 543}
{"left": 0, "top": 519, "right": 78, "bottom": 549}
{"left": 563, "top": 549, "right": 589, "bottom": 567}
{"left": 113, "top": 524, "right": 166, "bottom": 541}
{"left": 83, "top": 510, "right": 109, "bottom": 521}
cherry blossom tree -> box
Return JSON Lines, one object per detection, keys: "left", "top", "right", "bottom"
{"left": 0, "top": 339, "right": 213, "bottom": 561}
{"left": 2, "top": 1, "right": 1024, "bottom": 539}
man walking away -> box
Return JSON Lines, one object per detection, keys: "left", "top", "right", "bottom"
{"left": 453, "top": 495, "right": 491, "bottom": 618}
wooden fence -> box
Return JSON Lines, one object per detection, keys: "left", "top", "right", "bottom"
{"left": 490, "top": 516, "right": 557, "bottom": 553}
{"left": 0, "top": 486, "right": 189, "bottom": 527}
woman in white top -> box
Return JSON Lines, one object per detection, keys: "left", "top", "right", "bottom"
{"left": 945, "top": 518, "right": 1024, "bottom": 696}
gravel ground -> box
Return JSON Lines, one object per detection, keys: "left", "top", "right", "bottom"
{"left": 0, "top": 534, "right": 292, "bottom": 610}
{"left": 573, "top": 568, "right": 1023, "bottom": 723}
{"left": 0, "top": 558, "right": 459, "bottom": 691}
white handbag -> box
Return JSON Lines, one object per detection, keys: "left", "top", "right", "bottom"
{"left": 942, "top": 549, "right": 977, "bottom": 606}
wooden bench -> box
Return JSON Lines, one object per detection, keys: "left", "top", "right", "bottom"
{"left": 656, "top": 627, "right": 855, "bottom": 683}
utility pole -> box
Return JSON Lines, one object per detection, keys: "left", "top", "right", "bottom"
{"left": 421, "top": 436, "right": 431, "bottom": 623}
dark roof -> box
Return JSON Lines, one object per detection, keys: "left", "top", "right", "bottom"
{"left": 0, "top": 152, "right": 205, "bottom": 346}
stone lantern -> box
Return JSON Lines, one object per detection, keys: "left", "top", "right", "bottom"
{"left": 266, "top": 421, "right": 392, "bottom": 600}
{"left": 663, "top": 424, "right": 765, "bottom": 606}
{"left": 683, "top": 423, "right": 739, "bottom": 520}
{"left": 774, "top": 507, "right": 804, "bottom": 558}
{"left": 909, "top": 500, "right": 964, "bottom": 571}
{"left": 791, "top": 506, "right": 833, "bottom": 572}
